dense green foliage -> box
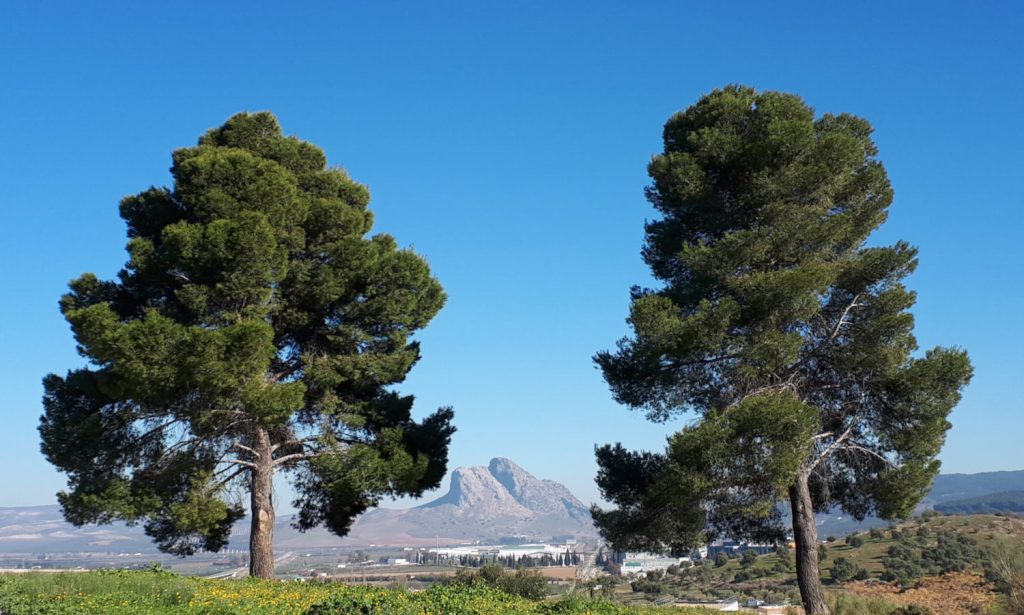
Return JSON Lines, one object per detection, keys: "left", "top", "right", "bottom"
{"left": 0, "top": 571, "right": 719, "bottom": 615}
{"left": 881, "top": 529, "right": 984, "bottom": 587}
{"left": 449, "top": 564, "right": 548, "bottom": 600}
{"left": 39, "top": 113, "right": 455, "bottom": 558}
{"left": 830, "top": 557, "right": 868, "bottom": 583}
{"left": 591, "top": 85, "right": 973, "bottom": 612}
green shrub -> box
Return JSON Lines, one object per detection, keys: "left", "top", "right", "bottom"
{"left": 831, "top": 557, "right": 859, "bottom": 582}
{"left": 0, "top": 571, "right": 721, "bottom": 615}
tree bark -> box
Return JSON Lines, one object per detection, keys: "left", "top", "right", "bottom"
{"left": 790, "top": 472, "right": 830, "bottom": 615}
{"left": 248, "top": 428, "right": 276, "bottom": 579}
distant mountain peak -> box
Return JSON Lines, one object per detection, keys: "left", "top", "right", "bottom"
{"left": 346, "top": 458, "right": 597, "bottom": 544}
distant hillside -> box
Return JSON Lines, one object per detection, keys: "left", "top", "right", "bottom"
{"left": 6, "top": 466, "right": 1023, "bottom": 552}
{"left": 929, "top": 470, "right": 1024, "bottom": 504}
{"left": 813, "top": 469, "right": 1024, "bottom": 535}
{"left": 935, "top": 490, "right": 1024, "bottom": 514}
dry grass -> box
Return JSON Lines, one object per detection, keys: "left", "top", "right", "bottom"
{"left": 842, "top": 571, "right": 997, "bottom": 614}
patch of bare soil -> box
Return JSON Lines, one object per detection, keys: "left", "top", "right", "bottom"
{"left": 843, "top": 571, "right": 997, "bottom": 614}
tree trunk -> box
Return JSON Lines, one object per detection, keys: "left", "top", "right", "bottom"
{"left": 790, "top": 472, "right": 830, "bottom": 615}
{"left": 249, "top": 428, "right": 276, "bottom": 579}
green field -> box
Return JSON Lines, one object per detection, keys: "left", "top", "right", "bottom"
{"left": 0, "top": 569, "right": 723, "bottom": 615}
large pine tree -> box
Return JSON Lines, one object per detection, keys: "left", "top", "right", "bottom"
{"left": 592, "top": 86, "right": 972, "bottom": 614}
{"left": 40, "top": 112, "right": 455, "bottom": 578}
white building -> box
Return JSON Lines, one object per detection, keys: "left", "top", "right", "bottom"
{"left": 620, "top": 552, "right": 690, "bottom": 575}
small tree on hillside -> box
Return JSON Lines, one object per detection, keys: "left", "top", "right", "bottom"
{"left": 591, "top": 86, "right": 971, "bottom": 614}
{"left": 39, "top": 112, "right": 455, "bottom": 578}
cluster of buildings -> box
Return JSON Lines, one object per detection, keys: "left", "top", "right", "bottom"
{"left": 429, "top": 541, "right": 577, "bottom": 560}
{"left": 617, "top": 539, "right": 775, "bottom": 576}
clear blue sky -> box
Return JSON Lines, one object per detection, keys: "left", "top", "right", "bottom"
{"left": 1, "top": 1, "right": 1022, "bottom": 510}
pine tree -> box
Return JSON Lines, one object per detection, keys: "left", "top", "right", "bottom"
{"left": 39, "top": 112, "right": 455, "bottom": 578}
{"left": 591, "top": 86, "right": 972, "bottom": 614}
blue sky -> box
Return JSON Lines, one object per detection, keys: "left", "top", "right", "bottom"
{"left": 1, "top": 1, "right": 1022, "bottom": 510}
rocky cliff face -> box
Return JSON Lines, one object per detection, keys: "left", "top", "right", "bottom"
{"left": 486, "top": 458, "right": 592, "bottom": 523}
{"left": 345, "top": 458, "right": 596, "bottom": 544}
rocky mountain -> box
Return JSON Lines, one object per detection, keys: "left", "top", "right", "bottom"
{"left": 0, "top": 458, "right": 595, "bottom": 552}
{"left": 344, "top": 457, "right": 596, "bottom": 545}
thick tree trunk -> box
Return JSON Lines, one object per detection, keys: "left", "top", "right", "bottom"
{"left": 249, "top": 428, "right": 276, "bottom": 579}
{"left": 790, "top": 472, "right": 830, "bottom": 615}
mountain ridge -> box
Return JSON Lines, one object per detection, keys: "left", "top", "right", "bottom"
{"left": 5, "top": 465, "right": 1023, "bottom": 552}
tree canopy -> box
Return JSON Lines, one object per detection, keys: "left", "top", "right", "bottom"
{"left": 40, "top": 112, "right": 455, "bottom": 576}
{"left": 591, "top": 86, "right": 972, "bottom": 614}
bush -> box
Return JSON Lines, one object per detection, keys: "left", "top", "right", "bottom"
{"left": 869, "top": 527, "right": 886, "bottom": 539}
{"left": 882, "top": 543, "right": 923, "bottom": 587}
{"left": 985, "top": 541, "right": 1024, "bottom": 615}
{"left": 846, "top": 533, "right": 864, "bottom": 548}
{"left": 831, "top": 557, "right": 859, "bottom": 582}
{"left": 740, "top": 550, "right": 758, "bottom": 567}
{"left": 714, "top": 552, "right": 729, "bottom": 567}
{"left": 451, "top": 564, "right": 548, "bottom": 600}
{"left": 921, "top": 531, "right": 983, "bottom": 575}
{"left": 629, "top": 578, "right": 663, "bottom": 594}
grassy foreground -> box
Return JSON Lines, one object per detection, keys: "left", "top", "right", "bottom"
{"left": 0, "top": 570, "right": 723, "bottom": 615}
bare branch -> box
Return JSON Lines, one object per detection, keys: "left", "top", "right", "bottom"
{"left": 223, "top": 459, "right": 258, "bottom": 469}
{"left": 272, "top": 452, "right": 318, "bottom": 467}
{"left": 270, "top": 435, "right": 320, "bottom": 453}
{"left": 211, "top": 466, "right": 248, "bottom": 490}
{"left": 809, "top": 423, "right": 856, "bottom": 470}
{"left": 231, "top": 442, "right": 260, "bottom": 458}
{"left": 838, "top": 442, "right": 898, "bottom": 469}
{"left": 829, "top": 293, "right": 862, "bottom": 341}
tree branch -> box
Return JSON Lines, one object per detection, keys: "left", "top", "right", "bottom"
{"left": 211, "top": 465, "right": 249, "bottom": 490}
{"left": 809, "top": 423, "right": 856, "bottom": 470}
{"left": 231, "top": 442, "right": 261, "bottom": 458}
{"left": 272, "top": 452, "right": 318, "bottom": 467}
{"left": 837, "top": 442, "right": 897, "bottom": 469}
{"left": 829, "top": 293, "right": 861, "bottom": 341}
{"left": 222, "top": 459, "right": 258, "bottom": 469}
{"left": 270, "top": 435, "right": 319, "bottom": 453}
